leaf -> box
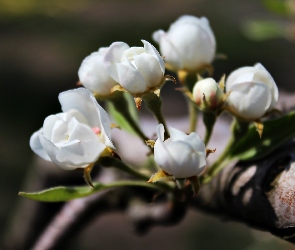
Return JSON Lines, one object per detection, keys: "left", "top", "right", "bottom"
{"left": 242, "top": 20, "right": 287, "bottom": 41}
{"left": 107, "top": 92, "right": 139, "bottom": 135}
{"left": 19, "top": 181, "right": 158, "bottom": 202}
{"left": 229, "top": 111, "right": 295, "bottom": 161}
{"left": 262, "top": 0, "right": 291, "bottom": 16}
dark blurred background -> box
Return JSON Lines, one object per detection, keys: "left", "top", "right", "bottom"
{"left": 1, "top": 0, "right": 295, "bottom": 249}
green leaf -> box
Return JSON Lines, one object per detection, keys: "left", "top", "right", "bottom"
{"left": 107, "top": 92, "right": 147, "bottom": 140}
{"left": 242, "top": 20, "right": 287, "bottom": 41}
{"left": 229, "top": 111, "right": 295, "bottom": 161}
{"left": 19, "top": 180, "right": 158, "bottom": 202}
{"left": 107, "top": 92, "right": 138, "bottom": 135}
{"left": 262, "top": 0, "right": 291, "bottom": 16}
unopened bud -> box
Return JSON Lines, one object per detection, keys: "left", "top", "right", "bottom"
{"left": 192, "top": 78, "right": 224, "bottom": 111}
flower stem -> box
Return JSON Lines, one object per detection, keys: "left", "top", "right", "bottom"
{"left": 189, "top": 101, "right": 198, "bottom": 132}
{"left": 142, "top": 92, "right": 170, "bottom": 139}
{"left": 203, "top": 112, "right": 216, "bottom": 146}
{"left": 177, "top": 71, "right": 199, "bottom": 133}
{"left": 200, "top": 118, "right": 250, "bottom": 184}
{"left": 98, "top": 156, "right": 174, "bottom": 191}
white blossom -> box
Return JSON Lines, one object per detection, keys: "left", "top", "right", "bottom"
{"left": 78, "top": 48, "right": 117, "bottom": 96}
{"left": 104, "top": 40, "right": 165, "bottom": 95}
{"left": 30, "top": 88, "right": 114, "bottom": 170}
{"left": 154, "top": 124, "right": 206, "bottom": 178}
{"left": 153, "top": 15, "right": 216, "bottom": 72}
{"left": 226, "top": 63, "right": 278, "bottom": 120}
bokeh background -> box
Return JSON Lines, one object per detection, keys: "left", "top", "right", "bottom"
{"left": 1, "top": 0, "right": 295, "bottom": 249}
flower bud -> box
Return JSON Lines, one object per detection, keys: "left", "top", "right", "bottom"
{"left": 154, "top": 124, "right": 206, "bottom": 178}
{"left": 152, "top": 15, "right": 216, "bottom": 72}
{"left": 226, "top": 63, "right": 278, "bottom": 120}
{"left": 78, "top": 48, "right": 118, "bottom": 96}
{"left": 104, "top": 40, "right": 165, "bottom": 96}
{"left": 192, "top": 78, "right": 225, "bottom": 111}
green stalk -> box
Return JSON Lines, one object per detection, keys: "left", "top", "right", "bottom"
{"left": 200, "top": 118, "right": 250, "bottom": 184}
{"left": 189, "top": 101, "right": 198, "bottom": 133}
{"left": 98, "top": 156, "right": 174, "bottom": 191}
{"left": 142, "top": 92, "right": 169, "bottom": 139}
{"left": 203, "top": 112, "right": 216, "bottom": 146}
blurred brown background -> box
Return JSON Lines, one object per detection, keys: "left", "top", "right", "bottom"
{"left": 1, "top": 0, "right": 295, "bottom": 249}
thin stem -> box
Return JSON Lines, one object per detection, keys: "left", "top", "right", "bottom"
{"left": 143, "top": 93, "right": 169, "bottom": 138}
{"left": 189, "top": 101, "right": 198, "bottom": 133}
{"left": 98, "top": 156, "right": 174, "bottom": 191}
{"left": 203, "top": 112, "right": 216, "bottom": 146}
{"left": 200, "top": 118, "right": 250, "bottom": 184}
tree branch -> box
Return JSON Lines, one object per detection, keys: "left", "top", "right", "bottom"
{"left": 193, "top": 140, "right": 295, "bottom": 243}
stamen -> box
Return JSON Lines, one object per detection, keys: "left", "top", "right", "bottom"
{"left": 92, "top": 127, "right": 101, "bottom": 134}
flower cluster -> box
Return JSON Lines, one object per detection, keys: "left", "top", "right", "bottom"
{"left": 78, "top": 40, "right": 165, "bottom": 100}
{"left": 29, "top": 14, "right": 279, "bottom": 195}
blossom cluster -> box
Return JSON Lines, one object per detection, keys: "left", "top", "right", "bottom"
{"left": 30, "top": 15, "right": 279, "bottom": 189}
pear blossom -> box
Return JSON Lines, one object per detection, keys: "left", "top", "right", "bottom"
{"left": 30, "top": 88, "right": 114, "bottom": 170}
{"left": 154, "top": 124, "right": 206, "bottom": 178}
{"left": 192, "top": 78, "right": 225, "bottom": 111}
{"left": 152, "top": 15, "right": 216, "bottom": 72}
{"left": 226, "top": 63, "right": 278, "bottom": 120}
{"left": 103, "top": 40, "right": 165, "bottom": 95}
{"left": 78, "top": 47, "right": 118, "bottom": 96}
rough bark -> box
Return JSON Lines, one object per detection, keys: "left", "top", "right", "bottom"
{"left": 193, "top": 140, "right": 295, "bottom": 243}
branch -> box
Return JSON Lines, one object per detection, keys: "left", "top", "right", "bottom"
{"left": 193, "top": 140, "right": 295, "bottom": 243}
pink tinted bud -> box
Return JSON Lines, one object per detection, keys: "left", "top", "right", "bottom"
{"left": 192, "top": 78, "right": 224, "bottom": 111}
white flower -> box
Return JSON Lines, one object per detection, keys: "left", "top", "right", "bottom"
{"left": 30, "top": 88, "right": 114, "bottom": 170}
{"left": 104, "top": 40, "right": 165, "bottom": 95}
{"left": 192, "top": 78, "right": 224, "bottom": 111}
{"left": 226, "top": 63, "right": 279, "bottom": 120}
{"left": 154, "top": 124, "right": 206, "bottom": 178}
{"left": 152, "top": 15, "right": 216, "bottom": 72}
{"left": 78, "top": 47, "right": 118, "bottom": 96}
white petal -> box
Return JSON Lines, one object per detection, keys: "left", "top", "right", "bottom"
{"left": 39, "top": 134, "right": 77, "bottom": 170}
{"left": 112, "top": 60, "right": 147, "bottom": 94}
{"left": 56, "top": 120, "right": 105, "bottom": 166}
{"left": 157, "top": 34, "right": 182, "bottom": 71}
{"left": 183, "top": 132, "right": 206, "bottom": 154}
{"left": 227, "top": 82, "right": 272, "bottom": 120}
{"left": 154, "top": 124, "right": 174, "bottom": 174}
{"left": 142, "top": 40, "right": 165, "bottom": 74}
{"left": 56, "top": 139, "right": 105, "bottom": 168}
{"left": 59, "top": 88, "right": 114, "bottom": 148}
{"left": 169, "top": 24, "right": 214, "bottom": 70}
{"left": 169, "top": 126, "right": 187, "bottom": 141}
{"left": 152, "top": 30, "right": 165, "bottom": 44}
{"left": 42, "top": 114, "right": 65, "bottom": 140}
{"left": 226, "top": 66, "right": 254, "bottom": 91}
{"left": 29, "top": 129, "right": 51, "bottom": 161}
{"left": 165, "top": 141, "right": 205, "bottom": 178}
{"left": 78, "top": 51, "right": 117, "bottom": 96}
{"left": 106, "top": 42, "right": 130, "bottom": 62}
{"left": 133, "top": 53, "right": 163, "bottom": 89}
{"left": 253, "top": 63, "right": 278, "bottom": 110}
